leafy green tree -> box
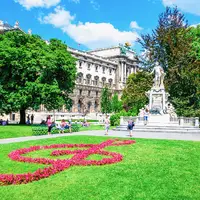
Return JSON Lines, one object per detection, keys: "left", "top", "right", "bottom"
{"left": 100, "top": 86, "right": 112, "bottom": 114}
{"left": 121, "top": 71, "right": 152, "bottom": 113}
{"left": 138, "top": 6, "right": 200, "bottom": 117}
{"left": 0, "top": 31, "right": 77, "bottom": 124}
{"left": 111, "top": 93, "right": 123, "bottom": 113}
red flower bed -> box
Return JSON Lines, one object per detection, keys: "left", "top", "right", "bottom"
{"left": 0, "top": 139, "right": 135, "bottom": 186}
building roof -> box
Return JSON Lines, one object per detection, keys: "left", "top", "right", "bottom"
{"left": 0, "top": 20, "right": 22, "bottom": 34}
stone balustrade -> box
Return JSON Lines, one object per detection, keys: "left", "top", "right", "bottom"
{"left": 120, "top": 116, "right": 199, "bottom": 127}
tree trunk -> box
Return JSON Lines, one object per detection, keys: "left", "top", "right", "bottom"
{"left": 19, "top": 109, "right": 26, "bottom": 124}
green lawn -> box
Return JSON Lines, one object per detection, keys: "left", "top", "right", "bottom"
{"left": 0, "top": 124, "right": 109, "bottom": 139}
{"left": 0, "top": 136, "right": 200, "bottom": 200}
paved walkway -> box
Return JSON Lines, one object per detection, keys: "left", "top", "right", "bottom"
{"left": 1, "top": 130, "right": 200, "bottom": 144}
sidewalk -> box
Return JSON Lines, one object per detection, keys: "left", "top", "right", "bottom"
{"left": 1, "top": 130, "right": 200, "bottom": 144}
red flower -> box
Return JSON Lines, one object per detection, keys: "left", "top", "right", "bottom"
{"left": 0, "top": 139, "right": 135, "bottom": 186}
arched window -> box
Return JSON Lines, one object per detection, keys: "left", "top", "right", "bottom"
{"left": 94, "top": 100, "right": 99, "bottom": 112}
{"left": 86, "top": 74, "right": 92, "bottom": 84}
{"left": 78, "top": 99, "right": 83, "bottom": 113}
{"left": 108, "top": 78, "right": 113, "bottom": 87}
{"left": 102, "top": 77, "right": 106, "bottom": 86}
{"left": 87, "top": 102, "right": 91, "bottom": 113}
{"left": 94, "top": 76, "right": 99, "bottom": 86}
{"left": 77, "top": 72, "right": 83, "bottom": 84}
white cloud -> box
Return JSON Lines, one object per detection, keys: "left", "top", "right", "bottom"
{"left": 90, "top": 0, "right": 100, "bottom": 10}
{"left": 162, "top": 0, "right": 200, "bottom": 16}
{"left": 69, "top": 0, "right": 80, "bottom": 3}
{"left": 130, "top": 21, "right": 143, "bottom": 30}
{"left": 14, "top": 0, "right": 61, "bottom": 9}
{"left": 39, "top": 6, "right": 140, "bottom": 49}
{"left": 39, "top": 6, "right": 75, "bottom": 27}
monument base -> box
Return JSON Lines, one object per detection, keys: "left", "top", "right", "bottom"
{"left": 146, "top": 88, "right": 169, "bottom": 114}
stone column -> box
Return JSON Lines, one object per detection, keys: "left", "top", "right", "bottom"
{"left": 124, "top": 62, "right": 126, "bottom": 82}
{"left": 120, "top": 62, "right": 122, "bottom": 82}
{"left": 179, "top": 117, "right": 184, "bottom": 126}
{"left": 122, "top": 62, "right": 124, "bottom": 82}
{"left": 195, "top": 117, "right": 199, "bottom": 127}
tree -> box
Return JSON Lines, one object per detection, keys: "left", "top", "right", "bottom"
{"left": 0, "top": 31, "right": 77, "bottom": 124}
{"left": 138, "top": 7, "right": 190, "bottom": 72}
{"left": 121, "top": 71, "right": 152, "bottom": 113}
{"left": 138, "top": 7, "right": 200, "bottom": 117}
{"left": 100, "top": 86, "right": 112, "bottom": 114}
{"left": 111, "top": 93, "right": 123, "bottom": 113}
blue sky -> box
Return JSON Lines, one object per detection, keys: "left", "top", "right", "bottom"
{"left": 1, "top": 0, "right": 200, "bottom": 53}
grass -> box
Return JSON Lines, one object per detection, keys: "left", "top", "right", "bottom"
{"left": 0, "top": 135, "right": 200, "bottom": 199}
{"left": 0, "top": 124, "right": 111, "bottom": 139}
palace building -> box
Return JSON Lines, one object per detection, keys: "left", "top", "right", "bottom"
{"left": 0, "top": 21, "right": 138, "bottom": 122}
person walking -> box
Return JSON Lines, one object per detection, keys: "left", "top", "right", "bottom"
{"left": 127, "top": 119, "right": 135, "bottom": 137}
{"left": 26, "top": 114, "right": 30, "bottom": 125}
{"left": 104, "top": 116, "right": 110, "bottom": 135}
{"left": 144, "top": 109, "right": 149, "bottom": 125}
{"left": 46, "top": 115, "right": 52, "bottom": 135}
{"left": 31, "top": 114, "right": 34, "bottom": 124}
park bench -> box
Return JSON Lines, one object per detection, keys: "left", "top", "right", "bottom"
{"left": 32, "top": 124, "right": 80, "bottom": 136}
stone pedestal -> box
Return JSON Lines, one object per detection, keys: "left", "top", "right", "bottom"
{"left": 146, "top": 88, "right": 169, "bottom": 114}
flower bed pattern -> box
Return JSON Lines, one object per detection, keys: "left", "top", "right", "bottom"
{"left": 0, "top": 139, "right": 135, "bottom": 186}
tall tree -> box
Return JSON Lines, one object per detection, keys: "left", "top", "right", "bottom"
{"left": 0, "top": 31, "right": 77, "bottom": 124}
{"left": 138, "top": 7, "right": 199, "bottom": 117}
{"left": 111, "top": 93, "right": 123, "bottom": 113}
{"left": 121, "top": 71, "right": 152, "bottom": 113}
{"left": 100, "top": 86, "right": 112, "bottom": 114}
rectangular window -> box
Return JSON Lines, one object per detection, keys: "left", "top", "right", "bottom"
{"left": 88, "top": 90, "right": 91, "bottom": 96}
{"left": 79, "top": 62, "right": 82, "bottom": 68}
{"left": 103, "top": 67, "right": 105, "bottom": 74}
{"left": 88, "top": 63, "right": 91, "bottom": 70}
{"left": 95, "top": 65, "right": 98, "bottom": 72}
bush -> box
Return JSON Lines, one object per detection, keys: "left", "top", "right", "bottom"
{"left": 110, "top": 113, "right": 121, "bottom": 126}
{"left": 110, "top": 109, "right": 138, "bottom": 126}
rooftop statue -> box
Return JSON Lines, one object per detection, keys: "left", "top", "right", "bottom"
{"left": 119, "top": 42, "right": 134, "bottom": 55}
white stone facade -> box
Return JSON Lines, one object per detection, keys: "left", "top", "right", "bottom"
{"left": 66, "top": 46, "right": 138, "bottom": 115}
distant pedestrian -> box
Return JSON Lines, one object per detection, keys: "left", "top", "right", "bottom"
{"left": 144, "top": 109, "right": 149, "bottom": 125}
{"left": 31, "top": 114, "right": 34, "bottom": 124}
{"left": 104, "top": 116, "right": 110, "bottom": 135}
{"left": 46, "top": 115, "right": 52, "bottom": 135}
{"left": 127, "top": 119, "right": 135, "bottom": 137}
{"left": 26, "top": 114, "right": 30, "bottom": 125}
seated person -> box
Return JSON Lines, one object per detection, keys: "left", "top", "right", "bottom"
{"left": 59, "top": 119, "right": 67, "bottom": 134}
{"left": 64, "top": 121, "right": 72, "bottom": 133}
{"left": 82, "top": 120, "right": 89, "bottom": 127}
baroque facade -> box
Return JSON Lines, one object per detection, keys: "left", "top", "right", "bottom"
{"left": 68, "top": 46, "right": 138, "bottom": 114}
{"left": 0, "top": 20, "right": 138, "bottom": 121}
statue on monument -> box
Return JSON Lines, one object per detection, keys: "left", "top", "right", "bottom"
{"left": 151, "top": 62, "right": 165, "bottom": 89}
